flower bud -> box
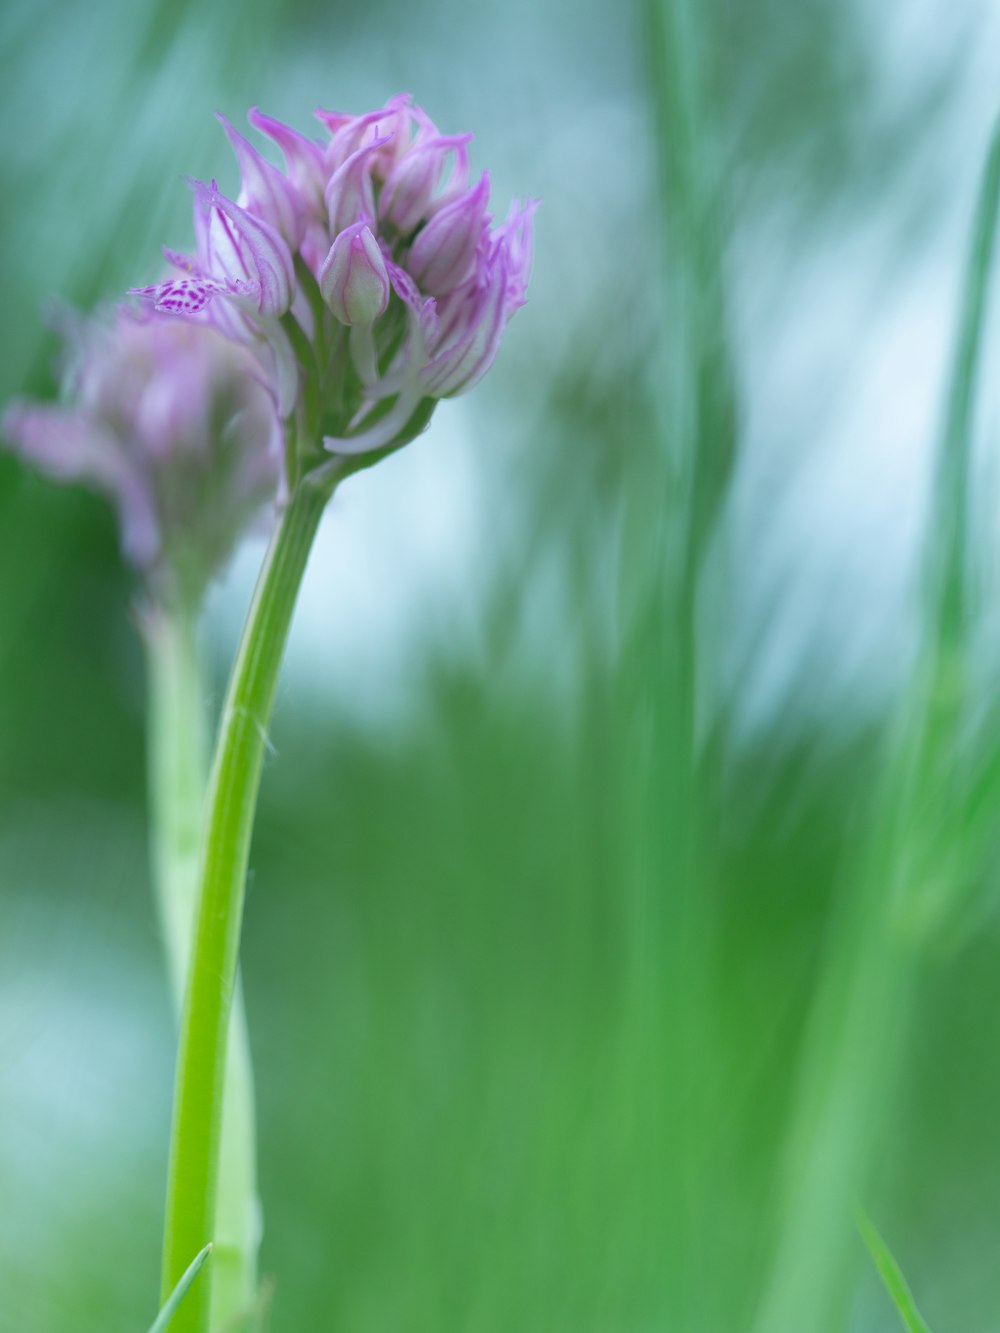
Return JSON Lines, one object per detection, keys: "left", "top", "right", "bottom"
{"left": 379, "top": 134, "right": 472, "bottom": 235}
{"left": 408, "top": 172, "right": 490, "bottom": 297}
{"left": 319, "top": 223, "right": 390, "bottom": 325}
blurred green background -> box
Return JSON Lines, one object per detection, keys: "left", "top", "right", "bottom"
{"left": 2, "top": 0, "right": 1000, "bottom": 1330}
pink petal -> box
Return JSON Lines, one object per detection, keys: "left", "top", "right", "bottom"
{"left": 421, "top": 249, "right": 509, "bottom": 397}
{"left": 324, "top": 133, "right": 391, "bottom": 237}
{"left": 248, "top": 107, "right": 328, "bottom": 216}
{"left": 408, "top": 172, "right": 491, "bottom": 297}
{"left": 189, "top": 180, "right": 295, "bottom": 316}
{"left": 217, "top": 112, "right": 305, "bottom": 247}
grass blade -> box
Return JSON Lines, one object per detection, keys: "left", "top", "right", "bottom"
{"left": 147, "top": 1244, "right": 212, "bottom": 1333}
{"left": 857, "top": 1211, "right": 933, "bottom": 1333}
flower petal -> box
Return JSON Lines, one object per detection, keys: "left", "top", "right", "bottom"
{"left": 408, "top": 171, "right": 491, "bottom": 297}
{"left": 129, "top": 277, "right": 225, "bottom": 316}
{"left": 217, "top": 112, "right": 305, "bottom": 247}
{"left": 420, "top": 249, "right": 509, "bottom": 397}
{"left": 379, "top": 133, "right": 473, "bottom": 234}
{"left": 318, "top": 94, "right": 409, "bottom": 171}
{"left": 248, "top": 107, "right": 328, "bottom": 216}
{"left": 492, "top": 197, "right": 538, "bottom": 315}
{"left": 323, "top": 382, "right": 426, "bottom": 455}
{"left": 324, "top": 133, "right": 392, "bottom": 237}
{"left": 189, "top": 179, "right": 295, "bottom": 316}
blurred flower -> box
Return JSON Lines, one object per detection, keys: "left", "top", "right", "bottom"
{"left": 2, "top": 306, "right": 282, "bottom": 608}
{"left": 131, "top": 94, "right": 537, "bottom": 467}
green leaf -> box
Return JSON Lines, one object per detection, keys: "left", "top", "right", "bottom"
{"left": 857, "top": 1211, "right": 934, "bottom": 1333}
{"left": 147, "top": 1244, "right": 213, "bottom": 1333}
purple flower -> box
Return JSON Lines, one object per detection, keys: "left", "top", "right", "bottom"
{"left": 131, "top": 95, "right": 536, "bottom": 465}
{"left": 130, "top": 182, "right": 295, "bottom": 323}
{"left": 2, "top": 306, "right": 282, "bottom": 607}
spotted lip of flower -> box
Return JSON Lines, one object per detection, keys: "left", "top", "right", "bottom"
{"left": 130, "top": 179, "right": 296, "bottom": 322}
{"left": 132, "top": 97, "right": 536, "bottom": 463}
{"left": 2, "top": 307, "right": 282, "bottom": 607}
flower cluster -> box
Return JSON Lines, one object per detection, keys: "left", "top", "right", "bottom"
{"left": 2, "top": 95, "right": 533, "bottom": 608}
{"left": 2, "top": 308, "right": 281, "bottom": 607}
{"left": 132, "top": 94, "right": 536, "bottom": 467}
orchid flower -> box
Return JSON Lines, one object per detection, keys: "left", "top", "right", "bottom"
{"left": 2, "top": 306, "right": 281, "bottom": 609}
{"left": 131, "top": 94, "right": 537, "bottom": 471}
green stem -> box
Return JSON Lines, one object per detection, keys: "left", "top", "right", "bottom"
{"left": 146, "top": 607, "right": 261, "bottom": 1329}
{"left": 146, "top": 607, "right": 207, "bottom": 1004}
{"left": 159, "top": 476, "right": 329, "bottom": 1333}
{"left": 750, "top": 114, "right": 1000, "bottom": 1333}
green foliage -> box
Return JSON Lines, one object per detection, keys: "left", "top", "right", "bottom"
{"left": 148, "top": 1246, "right": 212, "bottom": 1333}
{"left": 858, "top": 1212, "right": 934, "bottom": 1333}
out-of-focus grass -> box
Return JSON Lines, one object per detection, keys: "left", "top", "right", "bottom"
{"left": 3, "top": 0, "right": 1000, "bottom": 1332}
{"left": 858, "top": 1212, "right": 934, "bottom": 1333}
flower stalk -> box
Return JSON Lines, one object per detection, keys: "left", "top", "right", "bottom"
{"left": 145, "top": 605, "right": 261, "bottom": 1330}
{"left": 160, "top": 474, "right": 331, "bottom": 1333}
